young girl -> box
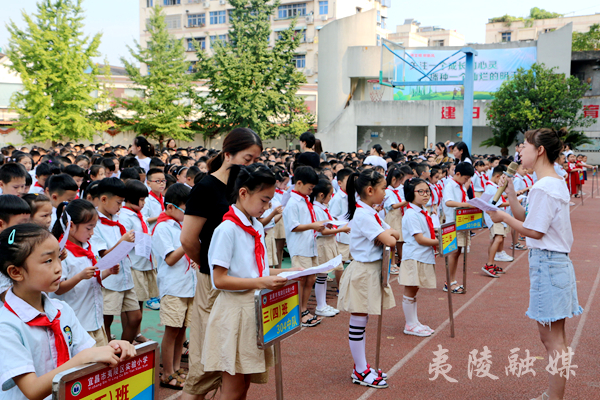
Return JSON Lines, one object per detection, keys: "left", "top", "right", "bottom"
{"left": 338, "top": 169, "right": 399, "bottom": 389}
{"left": 259, "top": 200, "right": 283, "bottom": 268}
{"left": 426, "top": 166, "right": 442, "bottom": 215}
{"left": 399, "top": 178, "right": 438, "bottom": 337}
{"left": 202, "top": 164, "right": 294, "bottom": 399}
{"left": 383, "top": 166, "right": 406, "bottom": 275}
{"left": 0, "top": 224, "right": 135, "bottom": 400}
{"left": 50, "top": 200, "right": 119, "bottom": 346}
{"left": 89, "top": 165, "right": 106, "bottom": 181}
{"left": 310, "top": 178, "right": 350, "bottom": 317}
{"left": 472, "top": 160, "right": 486, "bottom": 197}
{"left": 272, "top": 168, "right": 290, "bottom": 269}
{"left": 565, "top": 153, "right": 583, "bottom": 197}
{"left": 22, "top": 193, "right": 53, "bottom": 230}
{"left": 488, "top": 128, "right": 582, "bottom": 400}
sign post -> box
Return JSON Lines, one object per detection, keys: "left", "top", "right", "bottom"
{"left": 455, "top": 207, "right": 484, "bottom": 293}
{"left": 53, "top": 342, "right": 159, "bottom": 400}
{"left": 255, "top": 281, "right": 301, "bottom": 400}
{"left": 375, "top": 247, "right": 392, "bottom": 371}
{"left": 439, "top": 222, "right": 458, "bottom": 338}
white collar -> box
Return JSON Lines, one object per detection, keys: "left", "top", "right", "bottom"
{"left": 336, "top": 190, "right": 347, "bottom": 199}
{"left": 5, "top": 288, "right": 62, "bottom": 323}
{"left": 290, "top": 191, "right": 308, "bottom": 201}
{"left": 96, "top": 209, "right": 116, "bottom": 221}
{"left": 231, "top": 205, "right": 252, "bottom": 227}
{"left": 313, "top": 201, "right": 328, "bottom": 211}
{"left": 356, "top": 199, "right": 376, "bottom": 214}
{"left": 408, "top": 202, "right": 424, "bottom": 211}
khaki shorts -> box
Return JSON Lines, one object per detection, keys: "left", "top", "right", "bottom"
{"left": 456, "top": 230, "right": 471, "bottom": 248}
{"left": 489, "top": 223, "right": 510, "bottom": 240}
{"left": 131, "top": 269, "right": 159, "bottom": 302}
{"left": 102, "top": 288, "right": 140, "bottom": 316}
{"left": 88, "top": 326, "right": 109, "bottom": 347}
{"left": 160, "top": 295, "right": 194, "bottom": 328}
{"left": 291, "top": 255, "right": 318, "bottom": 270}
{"left": 337, "top": 242, "right": 352, "bottom": 263}
{"left": 398, "top": 260, "right": 436, "bottom": 289}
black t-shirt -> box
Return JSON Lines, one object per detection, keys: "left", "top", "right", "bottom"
{"left": 185, "top": 174, "right": 230, "bottom": 275}
{"left": 297, "top": 152, "right": 321, "bottom": 168}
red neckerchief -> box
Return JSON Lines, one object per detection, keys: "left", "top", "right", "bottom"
{"left": 485, "top": 181, "right": 506, "bottom": 203}
{"left": 123, "top": 207, "right": 148, "bottom": 234}
{"left": 4, "top": 302, "right": 70, "bottom": 366}
{"left": 149, "top": 191, "right": 165, "bottom": 211}
{"left": 314, "top": 202, "right": 335, "bottom": 228}
{"left": 388, "top": 186, "right": 402, "bottom": 202}
{"left": 275, "top": 188, "right": 284, "bottom": 195}
{"left": 99, "top": 216, "right": 126, "bottom": 235}
{"left": 524, "top": 174, "right": 533, "bottom": 187}
{"left": 427, "top": 182, "right": 437, "bottom": 204}
{"left": 152, "top": 212, "right": 191, "bottom": 271}
{"left": 34, "top": 181, "right": 43, "bottom": 188}
{"left": 478, "top": 173, "right": 485, "bottom": 190}
{"left": 407, "top": 204, "right": 436, "bottom": 251}
{"left": 222, "top": 207, "right": 265, "bottom": 277}
{"left": 452, "top": 179, "right": 467, "bottom": 202}
{"left": 292, "top": 190, "right": 316, "bottom": 223}
{"left": 435, "top": 183, "right": 443, "bottom": 205}
{"left": 356, "top": 203, "right": 382, "bottom": 227}
{"left": 63, "top": 239, "right": 103, "bottom": 287}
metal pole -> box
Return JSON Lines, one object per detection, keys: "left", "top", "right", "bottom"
{"left": 375, "top": 247, "right": 390, "bottom": 371}
{"left": 462, "top": 51, "right": 475, "bottom": 152}
{"left": 274, "top": 342, "right": 284, "bottom": 400}
{"left": 511, "top": 229, "right": 516, "bottom": 260}
{"left": 375, "top": 294, "right": 384, "bottom": 371}
{"left": 581, "top": 180, "right": 584, "bottom": 206}
{"left": 445, "top": 256, "right": 455, "bottom": 338}
{"left": 462, "top": 246, "right": 468, "bottom": 293}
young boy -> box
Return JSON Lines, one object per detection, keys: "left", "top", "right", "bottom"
{"left": 442, "top": 162, "right": 475, "bottom": 294}
{"left": 64, "top": 164, "right": 86, "bottom": 198}
{"left": 0, "top": 163, "right": 28, "bottom": 196}
{"left": 119, "top": 180, "right": 158, "bottom": 341}
{"left": 482, "top": 165, "right": 513, "bottom": 277}
{"left": 329, "top": 168, "right": 354, "bottom": 285}
{"left": 283, "top": 166, "right": 326, "bottom": 327}
{"left": 90, "top": 177, "right": 141, "bottom": 343}
{"left": 152, "top": 183, "right": 195, "bottom": 389}
{"left": 142, "top": 168, "right": 166, "bottom": 231}
{"left": 415, "top": 163, "right": 431, "bottom": 181}
{"left": 45, "top": 174, "right": 78, "bottom": 230}
{"left": 0, "top": 195, "right": 31, "bottom": 302}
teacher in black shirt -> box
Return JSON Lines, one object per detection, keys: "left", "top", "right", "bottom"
{"left": 180, "top": 128, "right": 263, "bottom": 399}
{"left": 297, "top": 131, "right": 321, "bottom": 168}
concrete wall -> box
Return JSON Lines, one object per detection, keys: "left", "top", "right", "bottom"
{"left": 537, "top": 23, "right": 572, "bottom": 75}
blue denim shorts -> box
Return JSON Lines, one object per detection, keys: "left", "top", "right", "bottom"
{"left": 526, "top": 248, "right": 583, "bottom": 325}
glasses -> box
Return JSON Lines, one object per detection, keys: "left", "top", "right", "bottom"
{"left": 165, "top": 202, "right": 185, "bottom": 212}
{"left": 414, "top": 189, "right": 431, "bottom": 196}
{"left": 148, "top": 179, "right": 167, "bottom": 184}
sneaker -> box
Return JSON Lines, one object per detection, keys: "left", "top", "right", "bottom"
{"left": 494, "top": 252, "right": 513, "bottom": 262}
{"left": 324, "top": 305, "right": 340, "bottom": 314}
{"left": 315, "top": 307, "right": 336, "bottom": 317}
{"left": 404, "top": 323, "right": 433, "bottom": 337}
{"left": 482, "top": 264, "right": 499, "bottom": 278}
{"left": 146, "top": 299, "right": 160, "bottom": 310}
{"left": 493, "top": 265, "right": 505, "bottom": 274}
{"left": 500, "top": 251, "right": 514, "bottom": 261}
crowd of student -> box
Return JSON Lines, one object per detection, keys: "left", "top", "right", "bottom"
{"left": 0, "top": 127, "right": 590, "bottom": 400}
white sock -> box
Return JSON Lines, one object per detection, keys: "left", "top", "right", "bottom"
{"left": 315, "top": 274, "right": 327, "bottom": 309}
{"left": 349, "top": 315, "right": 368, "bottom": 372}
{"left": 403, "top": 295, "right": 418, "bottom": 326}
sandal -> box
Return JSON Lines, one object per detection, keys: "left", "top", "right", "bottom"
{"left": 351, "top": 367, "right": 388, "bottom": 389}
{"left": 160, "top": 374, "right": 185, "bottom": 390}
{"left": 134, "top": 334, "right": 149, "bottom": 343}
{"left": 175, "top": 368, "right": 188, "bottom": 379}
{"left": 451, "top": 284, "right": 465, "bottom": 294}
{"left": 389, "top": 266, "right": 400, "bottom": 275}
{"left": 301, "top": 310, "right": 322, "bottom": 327}
{"left": 442, "top": 281, "right": 457, "bottom": 292}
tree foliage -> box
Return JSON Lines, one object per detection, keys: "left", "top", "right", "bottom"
{"left": 490, "top": 8, "right": 561, "bottom": 25}
{"left": 119, "top": 5, "right": 200, "bottom": 145}
{"left": 6, "top": 0, "right": 109, "bottom": 143}
{"left": 193, "top": 0, "right": 315, "bottom": 140}
{"left": 572, "top": 24, "right": 600, "bottom": 51}
{"left": 483, "top": 63, "right": 593, "bottom": 155}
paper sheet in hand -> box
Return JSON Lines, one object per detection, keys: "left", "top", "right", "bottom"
{"left": 466, "top": 198, "right": 500, "bottom": 213}
{"left": 278, "top": 254, "right": 343, "bottom": 280}
{"left": 281, "top": 191, "right": 291, "bottom": 207}
{"left": 58, "top": 212, "right": 72, "bottom": 250}
{"left": 431, "top": 214, "right": 441, "bottom": 229}
{"left": 135, "top": 232, "right": 152, "bottom": 259}
{"left": 95, "top": 241, "right": 136, "bottom": 271}
{"left": 324, "top": 219, "right": 349, "bottom": 227}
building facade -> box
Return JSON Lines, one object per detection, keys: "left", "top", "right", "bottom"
{"left": 388, "top": 19, "right": 465, "bottom": 48}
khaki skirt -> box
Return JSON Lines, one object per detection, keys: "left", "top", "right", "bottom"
{"left": 337, "top": 260, "right": 396, "bottom": 315}
{"left": 398, "top": 259, "right": 436, "bottom": 289}
{"left": 317, "top": 236, "right": 343, "bottom": 271}
{"left": 265, "top": 229, "right": 278, "bottom": 267}
{"left": 202, "top": 290, "right": 274, "bottom": 376}
{"left": 273, "top": 218, "right": 286, "bottom": 239}
{"left": 384, "top": 208, "right": 403, "bottom": 242}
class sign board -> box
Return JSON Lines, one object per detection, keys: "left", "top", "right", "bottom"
{"left": 455, "top": 207, "right": 483, "bottom": 231}
{"left": 255, "top": 281, "right": 301, "bottom": 349}
{"left": 439, "top": 222, "right": 458, "bottom": 256}
{"left": 53, "top": 342, "right": 158, "bottom": 400}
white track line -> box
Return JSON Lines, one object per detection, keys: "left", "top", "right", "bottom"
{"left": 570, "top": 265, "right": 600, "bottom": 353}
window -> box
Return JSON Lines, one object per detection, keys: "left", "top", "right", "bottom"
{"left": 163, "top": 0, "right": 180, "bottom": 5}
{"left": 501, "top": 32, "right": 511, "bottom": 42}
{"left": 187, "top": 61, "right": 196, "bottom": 74}
{"left": 377, "top": 10, "right": 381, "bottom": 23}
{"left": 432, "top": 39, "right": 444, "bottom": 46}
{"left": 277, "top": 30, "right": 306, "bottom": 42}
{"left": 165, "top": 15, "right": 182, "bottom": 29}
{"left": 381, "top": 16, "right": 387, "bottom": 30}
{"left": 187, "top": 37, "right": 206, "bottom": 51}
{"left": 188, "top": 13, "right": 205, "bottom": 27}
{"left": 376, "top": 34, "right": 381, "bottom": 46}
{"left": 319, "top": 1, "right": 328, "bottom": 15}
{"left": 147, "top": 0, "right": 153, "bottom": 7}
{"left": 210, "top": 34, "right": 228, "bottom": 47}
{"left": 292, "top": 54, "right": 306, "bottom": 68}
{"left": 209, "top": 11, "right": 227, "bottom": 25}
{"left": 278, "top": 3, "right": 306, "bottom": 19}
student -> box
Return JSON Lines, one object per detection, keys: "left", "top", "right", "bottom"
{"left": 203, "top": 164, "right": 294, "bottom": 399}
{"left": 0, "top": 224, "right": 136, "bottom": 400}
{"left": 176, "top": 166, "right": 189, "bottom": 184}
{"left": 64, "top": 165, "right": 86, "bottom": 198}
{"left": 120, "top": 180, "right": 158, "bottom": 342}
{"left": 488, "top": 128, "right": 582, "bottom": 400}
{"left": 133, "top": 137, "right": 155, "bottom": 173}
{"left": 258, "top": 198, "right": 283, "bottom": 268}
{"left": 50, "top": 200, "right": 119, "bottom": 346}
{"left": 400, "top": 178, "right": 438, "bottom": 337}
{"left": 185, "top": 166, "right": 201, "bottom": 188}
{"left": 153, "top": 183, "right": 195, "bottom": 390}
{"left": 383, "top": 166, "right": 406, "bottom": 275}
{"left": 0, "top": 163, "right": 28, "bottom": 196}
{"left": 90, "top": 177, "right": 140, "bottom": 343}
{"left": 472, "top": 160, "right": 486, "bottom": 197}
{"left": 101, "top": 158, "right": 117, "bottom": 178}
{"left": 338, "top": 169, "right": 399, "bottom": 389}
{"left": 89, "top": 165, "right": 106, "bottom": 181}
{"left": 142, "top": 168, "right": 166, "bottom": 231}
{"left": 272, "top": 168, "right": 290, "bottom": 269}
{"left": 426, "top": 166, "right": 442, "bottom": 215}
{"left": 441, "top": 162, "right": 474, "bottom": 294}
{"left": 565, "top": 153, "right": 583, "bottom": 197}
{"left": 329, "top": 168, "right": 354, "bottom": 284}
{"left": 282, "top": 166, "right": 326, "bottom": 327}
{"left": 120, "top": 167, "right": 140, "bottom": 183}
{"left": 310, "top": 178, "right": 349, "bottom": 317}
{"left": 22, "top": 193, "right": 53, "bottom": 230}
{"left": 45, "top": 174, "right": 79, "bottom": 230}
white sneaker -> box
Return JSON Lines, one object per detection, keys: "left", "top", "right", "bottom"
{"left": 494, "top": 252, "right": 513, "bottom": 262}
{"left": 325, "top": 305, "right": 340, "bottom": 314}
{"left": 315, "top": 307, "right": 336, "bottom": 317}
{"left": 500, "top": 251, "right": 514, "bottom": 261}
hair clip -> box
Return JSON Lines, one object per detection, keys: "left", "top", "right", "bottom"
{"left": 8, "top": 229, "right": 16, "bottom": 245}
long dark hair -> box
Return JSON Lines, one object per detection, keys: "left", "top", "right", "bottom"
{"left": 436, "top": 142, "right": 447, "bottom": 157}
{"left": 524, "top": 127, "right": 565, "bottom": 163}
{"left": 134, "top": 136, "right": 155, "bottom": 158}
{"left": 346, "top": 169, "right": 384, "bottom": 220}
{"left": 207, "top": 128, "right": 263, "bottom": 173}
{"left": 52, "top": 199, "right": 98, "bottom": 239}
{"left": 454, "top": 141, "right": 471, "bottom": 163}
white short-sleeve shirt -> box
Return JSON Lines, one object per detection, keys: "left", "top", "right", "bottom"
{"left": 260, "top": 197, "right": 281, "bottom": 231}
{"left": 384, "top": 185, "right": 404, "bottom": 213}
{"left": 329, "top": 190, "right": 350, "bottom": 245}
{"left": 283, "top": 192, "right": 318, "bottom": 257}
{"left": 442, "top": 179, "right": 466, "bottom": 223}
{"left": 0, "top": 290, "right": 95, "bottom": 400}
{"left": 208, "top": 205, "right": 269, "bottom": 291}
{"left": 513, "top": 174, "right": 526, "bottom": 193}
{"left": 136, "top": 156, "right": 151, "bottom": 173}
{"left": 118, "top": 208, "right": 153, "bottom": 271}
{"left": 141, "top": 194, "right": 163, "bottom": 231}
{"left": 152, "top": 218, "right": 197, "bottom": 298}
{"left": 523, "top": 177, "right": 573, "bottom": 254}
{"left": 349, "top": 200, "right": 390, "bottom": 263}
{"left": 401, "top": 204, "right": 436, "bottom": 264}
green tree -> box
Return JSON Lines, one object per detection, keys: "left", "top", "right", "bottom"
{"left": 483, "top": 63, "right": 593, "bottom": 156}
{"left": 573, "top": 24, "right": 600, "bottom": 51}
{"left": 119, "top": 5, "right": 200, "bottom": 145}
{"left": 193, "top": 0, "right": 314, "bottom": 140}
{"left": 6, "top": 0, "right": 109, "bottom": 143}
{"left": 528, "top": 7, "right": 562, "bottom": 20}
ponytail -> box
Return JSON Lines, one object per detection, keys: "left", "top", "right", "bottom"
{"left": 346, "top": 170, "right": 385, "bottom": 220}
{"left": 134, "top": 136, "right": 155, "bottom": 158}
{"left": 207, "top": 127, "right": 263, "bottom": 174}
{"left": 51, "top": 199, "right": 98, "bottom": 240}
{"left": 51, "top": 201, "right": 70, "bottom": 239}
{"left": 345, "top": 172, "right": 360, "bottom": 220}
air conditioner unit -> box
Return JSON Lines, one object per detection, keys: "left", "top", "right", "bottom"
{"left": 203, "top": 1, "right": 210, "bottom": 8}
{"left": 219, "top": 0, "right": 226, "bottom": 4}
{"left": 194, "top": 0, "right": 200, "bottom": 3}
{"left": 305, "top": 15, "right": 314, "bottom": 24}
{"left": 305, "top": 69, "right": 314, "bottom": 76}
{"left": 320, "top": 15, "right": 327, "bottom": 21}
{"left": 307, "top": 37, "right": 314, "bottom": 43}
